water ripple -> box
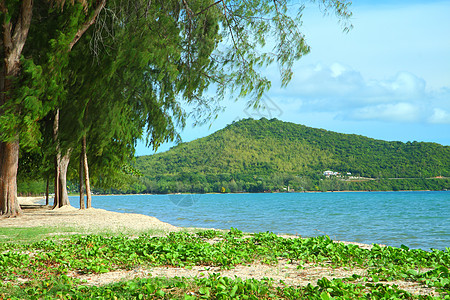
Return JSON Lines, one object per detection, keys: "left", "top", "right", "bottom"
{"left": 69, "top": 191, "right": 450, "bottom": 250}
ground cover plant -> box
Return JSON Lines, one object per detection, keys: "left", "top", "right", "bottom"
{"left": 0, "top": 229, "right": 449, "bottom": 299}
{"left": 0, "top": 227, "right": 81, "bottom": 244}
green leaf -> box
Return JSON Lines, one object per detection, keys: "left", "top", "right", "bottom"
{"left": 198, "top": 286, "right": 210, "bottom": 297}
{"left": 320, "top": 291, "right": 331, "bottom": 300}
{"left": 229, "top": 284, "right": 239, "bottom": 297}
{"left": 400, "top": 244, "right": 410, "bottom": 251}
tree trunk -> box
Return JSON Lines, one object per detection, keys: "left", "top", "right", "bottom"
{"left": 82, "top": 135, "right": 92, "bottom": 208}
{"left": 0, "top": 140, "right": 21, "bottom": 217}
{"left": 53, "top": 151, "right": 60, "bottom": 208}
{"left": 52, "top": 109, "right": 71, "bottom": 208}
{"left": 0, "top": 0, "right": 33, "bottom": 217}
{"left": 53, "top": 109, "right": 60, "bottom": 208}
{"left": 79, "top": 141, "right": 85, "bottom": 209}
{"left": 57, "top": 150, "right": 71, "bottom": 207}
{"left": 45, "top": 176, "right": 49, "bottom": 206}
{"left": 66, "top": 0, "right": 106, "bottom": 209}
{"left": 53, "top": 150, "right": 72, "bottom": 208}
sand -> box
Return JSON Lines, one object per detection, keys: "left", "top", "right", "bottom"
{"left": 0, "top": 197, "right": 438, "bottom": 296}
{"left": 0, "top": 197, "right": 180, "bottom": 234}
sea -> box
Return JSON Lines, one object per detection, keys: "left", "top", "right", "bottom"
{"left": 68, "top": 191, "right": 449, "bottom": 251}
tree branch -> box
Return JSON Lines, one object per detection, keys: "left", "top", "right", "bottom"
{"left": 195, "top": 0, "right": 223, "bottom": 16}
{"left": 68, "top": 0, "right": 106, "bottom": 51}
{"left": 0, "top": 0, "right": 13, "bottom": 55}
{"left": 1, "top": 0, "right": 33, "bottom": 75}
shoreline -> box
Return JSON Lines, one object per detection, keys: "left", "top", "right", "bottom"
{"left": 17, "top": 196, "right": 47, "bottom": 205}
{"left": 8, "top": 197, "right": 381, "bottom": 250}
{"left": 1, "top": 197, "right": 181, "bottom": 234}
{"left": 55, "top": 189, "right": 449, "bottom": 198}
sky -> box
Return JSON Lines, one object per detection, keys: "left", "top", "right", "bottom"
{"left": 135, "top": 0, "right": 450, "bottom": 156}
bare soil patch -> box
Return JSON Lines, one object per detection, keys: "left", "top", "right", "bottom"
{"left": 69, "top": 260, "right": 437, "bottom": 297}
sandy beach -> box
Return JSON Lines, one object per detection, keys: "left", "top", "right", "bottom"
{"left": 0, "top": 197, "right": 180, "bottom": 234}
{"left": 0, "top": 197, "right": 438, "bottom": 296}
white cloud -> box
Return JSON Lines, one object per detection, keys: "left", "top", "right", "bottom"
{"left": 246, "top": 1, "right": 450, "bottom": 126}
{"left": 300, "top": 1, "right": 450, "bottom": 89}
{"left": 282, "top": 62, "right": 364, "bottom": 99}
{"left": 350, "top": 102, "right": 421, "bottom": 122}
{"left": 330, "top": 63, "right": 347, "bottom": 78}
{"left": 379, "top": 72, "right": 426, "bottom": 99}
{"left": 268, "top": 62, "right": 448, "bottom": 124}
{"left": 429, "top": 108, "right": 450, "bottom": 124}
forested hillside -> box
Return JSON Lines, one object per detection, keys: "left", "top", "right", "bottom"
{"left": 127, "top": 118, "right": 449, "bottom": 194}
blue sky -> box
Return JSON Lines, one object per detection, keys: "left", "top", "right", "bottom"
{"left": 135, "top": 0, "right": 450, "bottom": 156}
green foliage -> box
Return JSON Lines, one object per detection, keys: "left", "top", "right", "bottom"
{"left": 130, "top": 118, "right": 450, "bottom": 194}
{"left": 0, "top": 2, "right": 99, "bottom": 148}
{"left": 0, "top": 230, "right": 449, "bottom": 298}
{"left": 5, "top": 0, "right": 354, "bottom": 200}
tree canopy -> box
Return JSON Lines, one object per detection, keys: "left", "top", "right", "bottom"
{"left": 1, "top": 0, "right": 353, "bottom": 216}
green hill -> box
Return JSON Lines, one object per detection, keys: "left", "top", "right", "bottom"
{"left": 129, "top": 118, "right": 449, "bottom": 193}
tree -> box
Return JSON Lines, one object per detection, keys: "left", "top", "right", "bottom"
{"left": 0, "top": 0, "right": 33, "bottom": 216}
{"left": 55, "top": 0, "right": 197, "bottom": 207}
{"left": 0, "top": 0, "right": 105, "bottom": 216}
{"left": 3, "top": 0, "right": 352, "bottom": 216}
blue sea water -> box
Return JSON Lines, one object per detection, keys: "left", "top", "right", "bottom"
{"left": 69, "top": 191, "right": 450, "bottom": 250}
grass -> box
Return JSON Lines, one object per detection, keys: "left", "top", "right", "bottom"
{"left": 0, "top": 227, "right": 449, "bottom": 299}
{"left": 0, "top": 225, "right": 191, "bottom": 244}
{"left": 0, "top": 227, "right": 84, "bottom": 244}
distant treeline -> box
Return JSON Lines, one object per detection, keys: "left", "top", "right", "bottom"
{"left": 93, "top": 174, "right": 449, "bottom": 194}
{"left": 18, "top": 175, "right": 449, "bottom": 196}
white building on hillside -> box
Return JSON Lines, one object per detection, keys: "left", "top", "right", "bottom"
{"left": 323, "top": 170, "right": 340, "bottom": 177}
